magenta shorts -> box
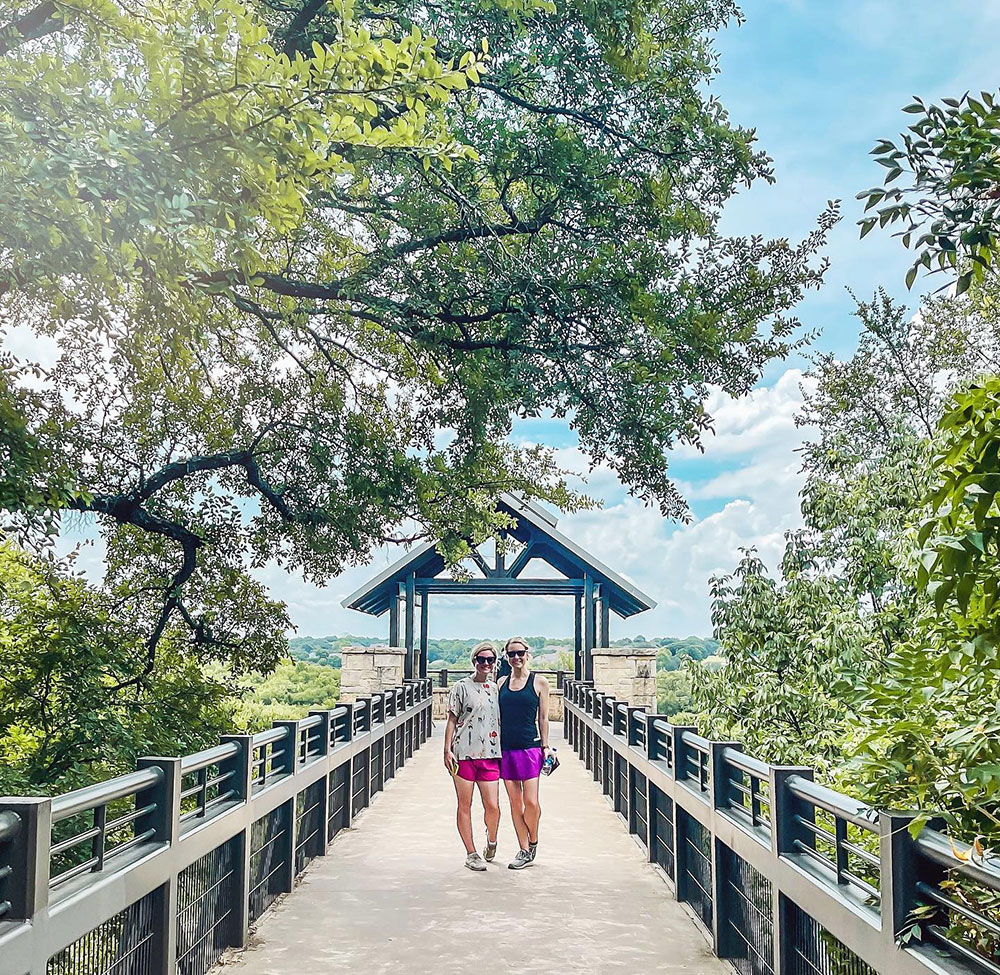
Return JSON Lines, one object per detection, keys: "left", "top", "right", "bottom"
{"left": 457, "top": 758, "right": 501, "bottom": 782}
{"left": 500, "top": 747, "right": 544, "bottom": 781}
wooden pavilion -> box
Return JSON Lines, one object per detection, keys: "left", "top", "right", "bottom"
{"left": 342, "top": 493, "right": 655, "bottom": 680}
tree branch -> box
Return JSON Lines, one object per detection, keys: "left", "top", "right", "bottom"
{"left": 0, "top": 1, "right": 62, "bottom": 56}
{"left": 279, "top": 0, "right": 329, "bottom": 56}
{"left": 476, "top": 80, "right": 685, "bottom": 163}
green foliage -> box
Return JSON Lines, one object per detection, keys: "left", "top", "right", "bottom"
{"left": 656, "top": 636, "right": 718, "bottom": 671}
{"left": 228, "top": 660, "right": 341, "bottom": 732}
{"left": 693, "top": 550, "right": 877, "bottom": 767}
{"left": 859, "top": 90, "right": 1000, "bottom": 294}
{"left": 696, "top": 272, "right": 1000, "bottom": 845}
{"left": 656, "top": 670, "right": 694, "bottom": 718}
{"left": 853, "top": 378, "right": 1000, "bottom": 836}
{"left": 694, "top": 295, "right": 947, "bottom": 767}
{"left": 0, "top": 542, "right": 230, "bottom": 795}
{"left": 1, "top": 0, "right": 834, "bottom": 690}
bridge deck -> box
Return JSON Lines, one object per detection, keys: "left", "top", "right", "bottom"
{"left": 226, "top": 726, "right": 728, "bottom": 975}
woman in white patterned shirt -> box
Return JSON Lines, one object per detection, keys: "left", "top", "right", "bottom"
{"left": 443, "top": 641, "right": 502, "bottom": 871}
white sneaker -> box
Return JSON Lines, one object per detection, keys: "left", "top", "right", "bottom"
{"left": 465, "top": 852, "right": 487, "bottom": 872}
{"left": 484, "top": 830, "right": 498, "bottom": 862}
{"left": 508, "top": 849, "right": 533, "bottom": 870}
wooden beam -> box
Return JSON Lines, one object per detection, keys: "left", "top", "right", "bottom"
{"left": 413, "top": 578, "right": 584, "bottom": 594}
{"left": 419, "top": 593, "right": 428, "bottom": 679}
{"left": 505, "top": 542, "right": 538, "bottom": 579}
{"left": 583, "top": 574, "right": 594, "bottom": 681}
{"left": 601, "top": 597, "right": 610, "bottom": 649}
{"left": 404, "top": 573, "right": 415, "bottom": 679}
{"left": 574, "top": 593, "right": 582, "bottom": 680}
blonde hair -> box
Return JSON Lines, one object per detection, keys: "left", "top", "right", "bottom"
{"left": 470, "top": 640, "right": 497, "bottom": 662}
{"left": 504, "top": 637, "right": 531, "bottom": 654}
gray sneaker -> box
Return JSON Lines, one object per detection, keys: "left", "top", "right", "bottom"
{"left": 465, "top": 852, "right": 487, "bottom": 872}
{"left": 484, "top": 832, "right": 498, "bottom": 862}
{"left": 508, "top": 849, "right": 533, "bottom": 870}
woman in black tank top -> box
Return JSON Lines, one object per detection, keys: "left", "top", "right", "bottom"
{"left": 498, "top": 637, "right": 551, "bottom": 869}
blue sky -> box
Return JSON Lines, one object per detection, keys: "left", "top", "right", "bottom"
{"left": 60, "top": 2, "right": 1000, "bottom": 643}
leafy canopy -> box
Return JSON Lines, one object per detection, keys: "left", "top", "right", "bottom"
{"left": 2, "top": 0, "right": 833, "bottom": 704}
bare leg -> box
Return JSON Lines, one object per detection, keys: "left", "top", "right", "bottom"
{"left": 522, "top": 776, "right": 541, "bottom": 844}
{"left": 477, "top": 779, "right": 500, "bottom": 846}
{"left": 503, "top": 778, "right": 530, "bottom": 851}
{"left": 453, "top": 775, "right": 476, "bottom": 853}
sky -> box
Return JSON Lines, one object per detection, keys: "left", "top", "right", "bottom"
{"left": 58, "top": 1, "right": 1000, "bottom": 643}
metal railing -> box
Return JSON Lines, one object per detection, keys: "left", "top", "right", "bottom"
{"left": 563, "top": 678, "right": 1000, "bottom": 975}
{"left": 0, "top": 679, "right": 433, "bottom": 975}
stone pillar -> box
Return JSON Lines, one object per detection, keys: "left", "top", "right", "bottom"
{"left": 339, "top": 644, "right": 406, "bottom": 702}
{"left": 590, "top": 646, "right": 657, "bottom": 711}
{"left": 432, "top": 686, "right": 450, "bottom": 720}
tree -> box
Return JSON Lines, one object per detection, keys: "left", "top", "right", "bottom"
{"left": 693, "top": 548, "right": 876, "bottom": 767}
{"left": 859, "top": 89, "right": 1000, "bottom": 294}
{"left": 694, "top": 292, "right": 996, "bottom": 770}
{"left": 2, "top": 0, "right": 834, "bottom": 712}
{"left": 656, "top": 670, "right": 694, "bottom": 719}
{"left": 853, "top": 377, "right": 1000, "bottom": 838}
{"left": 0, "top": 542, "right": 231, "bottom": 794}
{"left": 228, "top": 659, "right": 342, "bottom": 731}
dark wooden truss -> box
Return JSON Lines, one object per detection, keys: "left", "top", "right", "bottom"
{"left": 342, "top": 494, "right": 655, "bottom": 681}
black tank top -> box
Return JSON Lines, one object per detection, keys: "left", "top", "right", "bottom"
{"left": 499, "top": 674, "right": 541, "bottom": 751}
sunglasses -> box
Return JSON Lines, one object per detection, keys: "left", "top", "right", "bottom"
{"left": 474, "top": 655, "right": 496, "bottom": 666}
{"left": 506, "top": 649, "right": 527, "bottom": 658}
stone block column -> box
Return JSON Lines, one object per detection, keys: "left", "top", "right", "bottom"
{"left": 591, "top": 646, "right": 657, "bottom": 711}
{"left": 340, "top": 645, "right": 406, "bottom": 702}
{"left": 432, "top": 686, "right": 450, "bottom": 720}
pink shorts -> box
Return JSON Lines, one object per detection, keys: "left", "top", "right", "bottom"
{"left": 457, "top": 758, "right": 501, "bottom": 782}
{"left": 500, "top": 748, "right": 545, "bottom": 781}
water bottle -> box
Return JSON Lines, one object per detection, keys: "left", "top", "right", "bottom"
{"left": 542, "top": 747, "right": 557, "bottom": 776}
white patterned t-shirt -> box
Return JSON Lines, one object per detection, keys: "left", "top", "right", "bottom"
{"left": 448, "top": 676, "right": 501, "bottom": 760}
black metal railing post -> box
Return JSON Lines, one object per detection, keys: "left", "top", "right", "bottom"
{"left": 0, "top": 797, "right": 49, "bottom": 923}
{"left": 644, "top": 714, "right": 664, "bottom": 762}
{"left": 643, "top": 714, "right": 669, "bottom": 868}
{"left": 769, "top": 765, "right": 814, "bottom": 974}
{"left": 710, "top": 741, "right": 742, "bottom": 958}
{"left": 219, "top": 734, "right": 254, "bottom": 948}
{"left": 880, "top": 810, "right": 944, "bottom": 953}
{"left": 671, "top": 726, "right": 698, "bottom": 784}
{"left": 307, "top": 712, "right": 332, "bottom": 857}
{"left": 627, "top": 706, "right": 646, "bottom": 747}
{"left": 710, "top": 741, "right": 743, "bottom": 816}
{"left": 274, "top": 721, "right": 302, "bottom": 894}
{"left": 136, "top": 756, "right": 182, "bottom": 975}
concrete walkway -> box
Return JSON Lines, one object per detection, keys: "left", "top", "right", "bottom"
{"left": 226, "top": 727, "right": 729, "bottom": 975}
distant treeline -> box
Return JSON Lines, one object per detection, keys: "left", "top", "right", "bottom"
{"left": 289, "top": 634, "right": 720, "bottom": 672}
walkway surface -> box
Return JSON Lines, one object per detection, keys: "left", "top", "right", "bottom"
{"left": 226, "top": 727, "right": 730, "bottom": 975}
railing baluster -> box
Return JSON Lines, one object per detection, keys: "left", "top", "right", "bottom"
{"left": 92, "top": 803, "right": 107, "bottom": 872}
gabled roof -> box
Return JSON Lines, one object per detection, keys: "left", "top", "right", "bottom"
{"left": 342, "top": 493, "right": 655, "bottom": 618}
